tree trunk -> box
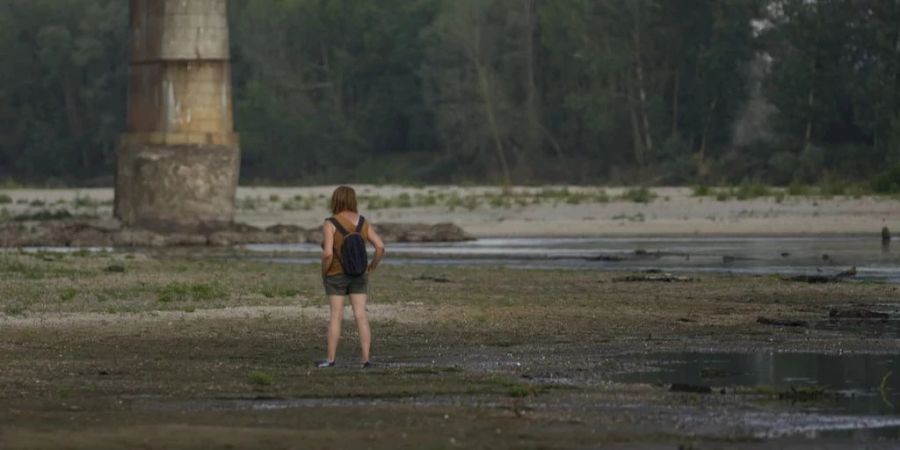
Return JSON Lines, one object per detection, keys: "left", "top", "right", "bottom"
{"left": 671, "top": 69, "right": 680, "bottom": 138}
{"left": 631, "top": 3, "right": 653, "bottom": 155}
{"left": 699, "top": 97, "right": 719, "bottom": 170}
{"left": 476, "top": 67, "right": 511, "bottom": 186}
{"left": 627, "top": 79, "right": 646, "bottom": 167}
{"left": 804, "top": 86, "right": 814, "bottom": 151}
{"left": 525, "top": 0, "right": 539, "bottom": 148}
{"left": 468, "top": 14, "right": 511, "bottom": 186}
{"left": 63, "top": 82, "right": 87, "bottom": 169}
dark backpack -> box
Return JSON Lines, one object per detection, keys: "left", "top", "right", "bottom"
{"left": 328, "top": 216, "right": 368, "bottom": 277}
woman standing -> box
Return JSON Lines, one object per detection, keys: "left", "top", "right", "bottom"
{"left": 318, "top": 186, "right": 385, "bottom": 368}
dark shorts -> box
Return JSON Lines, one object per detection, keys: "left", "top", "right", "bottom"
{"left": 323, "top": 273, "right": 368, "bottom": 296}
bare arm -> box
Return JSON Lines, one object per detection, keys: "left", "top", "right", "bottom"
{"left": 367, "top": 223, "right": 386, "bottom": 274}
{"left": 321, "top": 220, "right": 335, "bottom": 276}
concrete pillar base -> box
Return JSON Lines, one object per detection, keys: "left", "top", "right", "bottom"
{"left": 114, "top": 141, "right": 240, "bottom": 232}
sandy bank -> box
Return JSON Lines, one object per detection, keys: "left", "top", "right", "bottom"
{"left": 1, "top": 186, "right": 897, "bottom": 237}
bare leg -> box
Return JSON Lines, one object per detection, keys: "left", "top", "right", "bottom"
{"left": 350, "top": 293, "right": 371, "bottom": 363}
{"left": 326, "top": 295, "right": 344, "bottom": 362}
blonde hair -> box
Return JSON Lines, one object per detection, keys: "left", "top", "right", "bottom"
{"left": 330, "top": 185, "right": 358, "bottom": 214}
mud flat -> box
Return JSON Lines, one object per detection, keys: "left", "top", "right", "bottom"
{"left": 2, "top": 250, "right": 900, "bottom": 448}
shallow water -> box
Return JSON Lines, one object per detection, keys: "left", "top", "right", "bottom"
{"left": 618, "top": 352, "right": 900, "bottom": 416}
{"left": 245, "top": 235, "right": 900, "bottom": 283}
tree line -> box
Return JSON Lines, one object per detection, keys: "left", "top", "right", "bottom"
{"left": 0, "top": 0, "right": 899, "bottom": 189}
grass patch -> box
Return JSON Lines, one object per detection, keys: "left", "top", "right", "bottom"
{"left": 0, "top": 193, "right": 12, "bottom": 204}
{"left": 619, "top": 187, "right": 656, "bottom": 203}
{"left": 14, "top": 209, "right": 73, "bottom": 221}
{"left": 2, "top": 300, "right": 28, "bottom": 316}
{"left": 0, "top": 258, "right": 93, "bottom": 279}
{"left": 247, "top": 371, "right": 274, "bottom": 387}
{"left": 692, "top": 185, "right": 712, "bottom": 197}
{"left": 59, "top": 288, "right": 78, "bottom": 301}
{"left": 491, "top": 377, "right": 545, "bottom": 398}
{"left": 238, "top": 197, "right": 263, "bottom": 210}
{"left": 157, "top": 282, "right": 224, "bottom": 303}
{"left": 787, "top": 182, "right": 812, "bottom": 197}
{"left": 734, "top": 182, "right": 771, "bottom": 200}
{"left": 73, "top": 194, "right": 101, "bottom": 208}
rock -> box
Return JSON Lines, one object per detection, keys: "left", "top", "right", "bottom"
{"left": 0, "top": 218, "right": 472, "bottom": 248}
{"left": 782, "top": 267, "right": 856, "bottom": 283}
{"left": 69, "top": 228, "right": 114, "bottom": 247}
{"left": 585, "top": 254, "right": 624, "bottom": 262}
{"left": 111, "top": 229, "right": 167, "bottom": 247}
{"left": 162, "top": 233, "right": 210, "bottom": 246}
{"left": 829, "top": 307, "right": 889, "bottom": 320}
{"left": 265, "top": 224, "right": 304, "bottom": 234}
{"left": 756, "top": 316, "right": 808, "bottom": 327}
{"left": 375, "top": 222, "right": 474, "bottom": 243}
{"left": 90, "top": 217, "right": 123, "bottom": 232}
{"left": 613, "top": 273, "right": 696, "bottom": 282}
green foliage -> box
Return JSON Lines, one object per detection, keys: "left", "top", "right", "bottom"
{"left": 873, "top": 164, "right": 900, "bottom": 194}
{"left": 0, "top": 194, "right": 11, "bottom": 204}
{"left": 0, "top": 0, "right": 127, "bottom": 183}
{"left": 0, "top": 0, "right": 897, "bottom": 187}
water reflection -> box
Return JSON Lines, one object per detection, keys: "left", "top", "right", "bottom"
{"left": 618, "top": 352, "right": 900, "bottom": 415}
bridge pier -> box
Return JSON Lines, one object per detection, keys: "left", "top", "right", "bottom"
{"left": 115, "top": 0, "right": 240, "bottom": 231}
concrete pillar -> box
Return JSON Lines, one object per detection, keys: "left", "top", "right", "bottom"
{"left": 115, "top": 0, "right": 240, "bottom": 231}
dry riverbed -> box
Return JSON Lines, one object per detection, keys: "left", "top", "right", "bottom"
{"left": 2, "top": 250, "right": 900, "bottom": 449}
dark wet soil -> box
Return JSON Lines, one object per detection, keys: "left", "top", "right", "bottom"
{"left": 2, "top": 252, "right": 900, "bottom": 449}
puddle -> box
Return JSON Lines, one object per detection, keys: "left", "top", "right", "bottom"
{"left": 814, "top": 319, "right": 900, "bottom": 339}
{"left": 617, "top": 352, "right": 900, "bottom": 415}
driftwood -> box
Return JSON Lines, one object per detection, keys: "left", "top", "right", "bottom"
{"left": 756, "top": 316, "right": 808, "bottom": 327}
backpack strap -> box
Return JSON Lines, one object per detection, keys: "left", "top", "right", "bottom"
{"left": 355, "top": 216, "right": 366, "bottom": 233}
{"left": 327, "top": 217, "right": 350, "bottom": 236}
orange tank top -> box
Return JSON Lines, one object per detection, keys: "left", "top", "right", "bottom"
{"left": 326, "top": 214, "right": 370, "bottom": 276}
